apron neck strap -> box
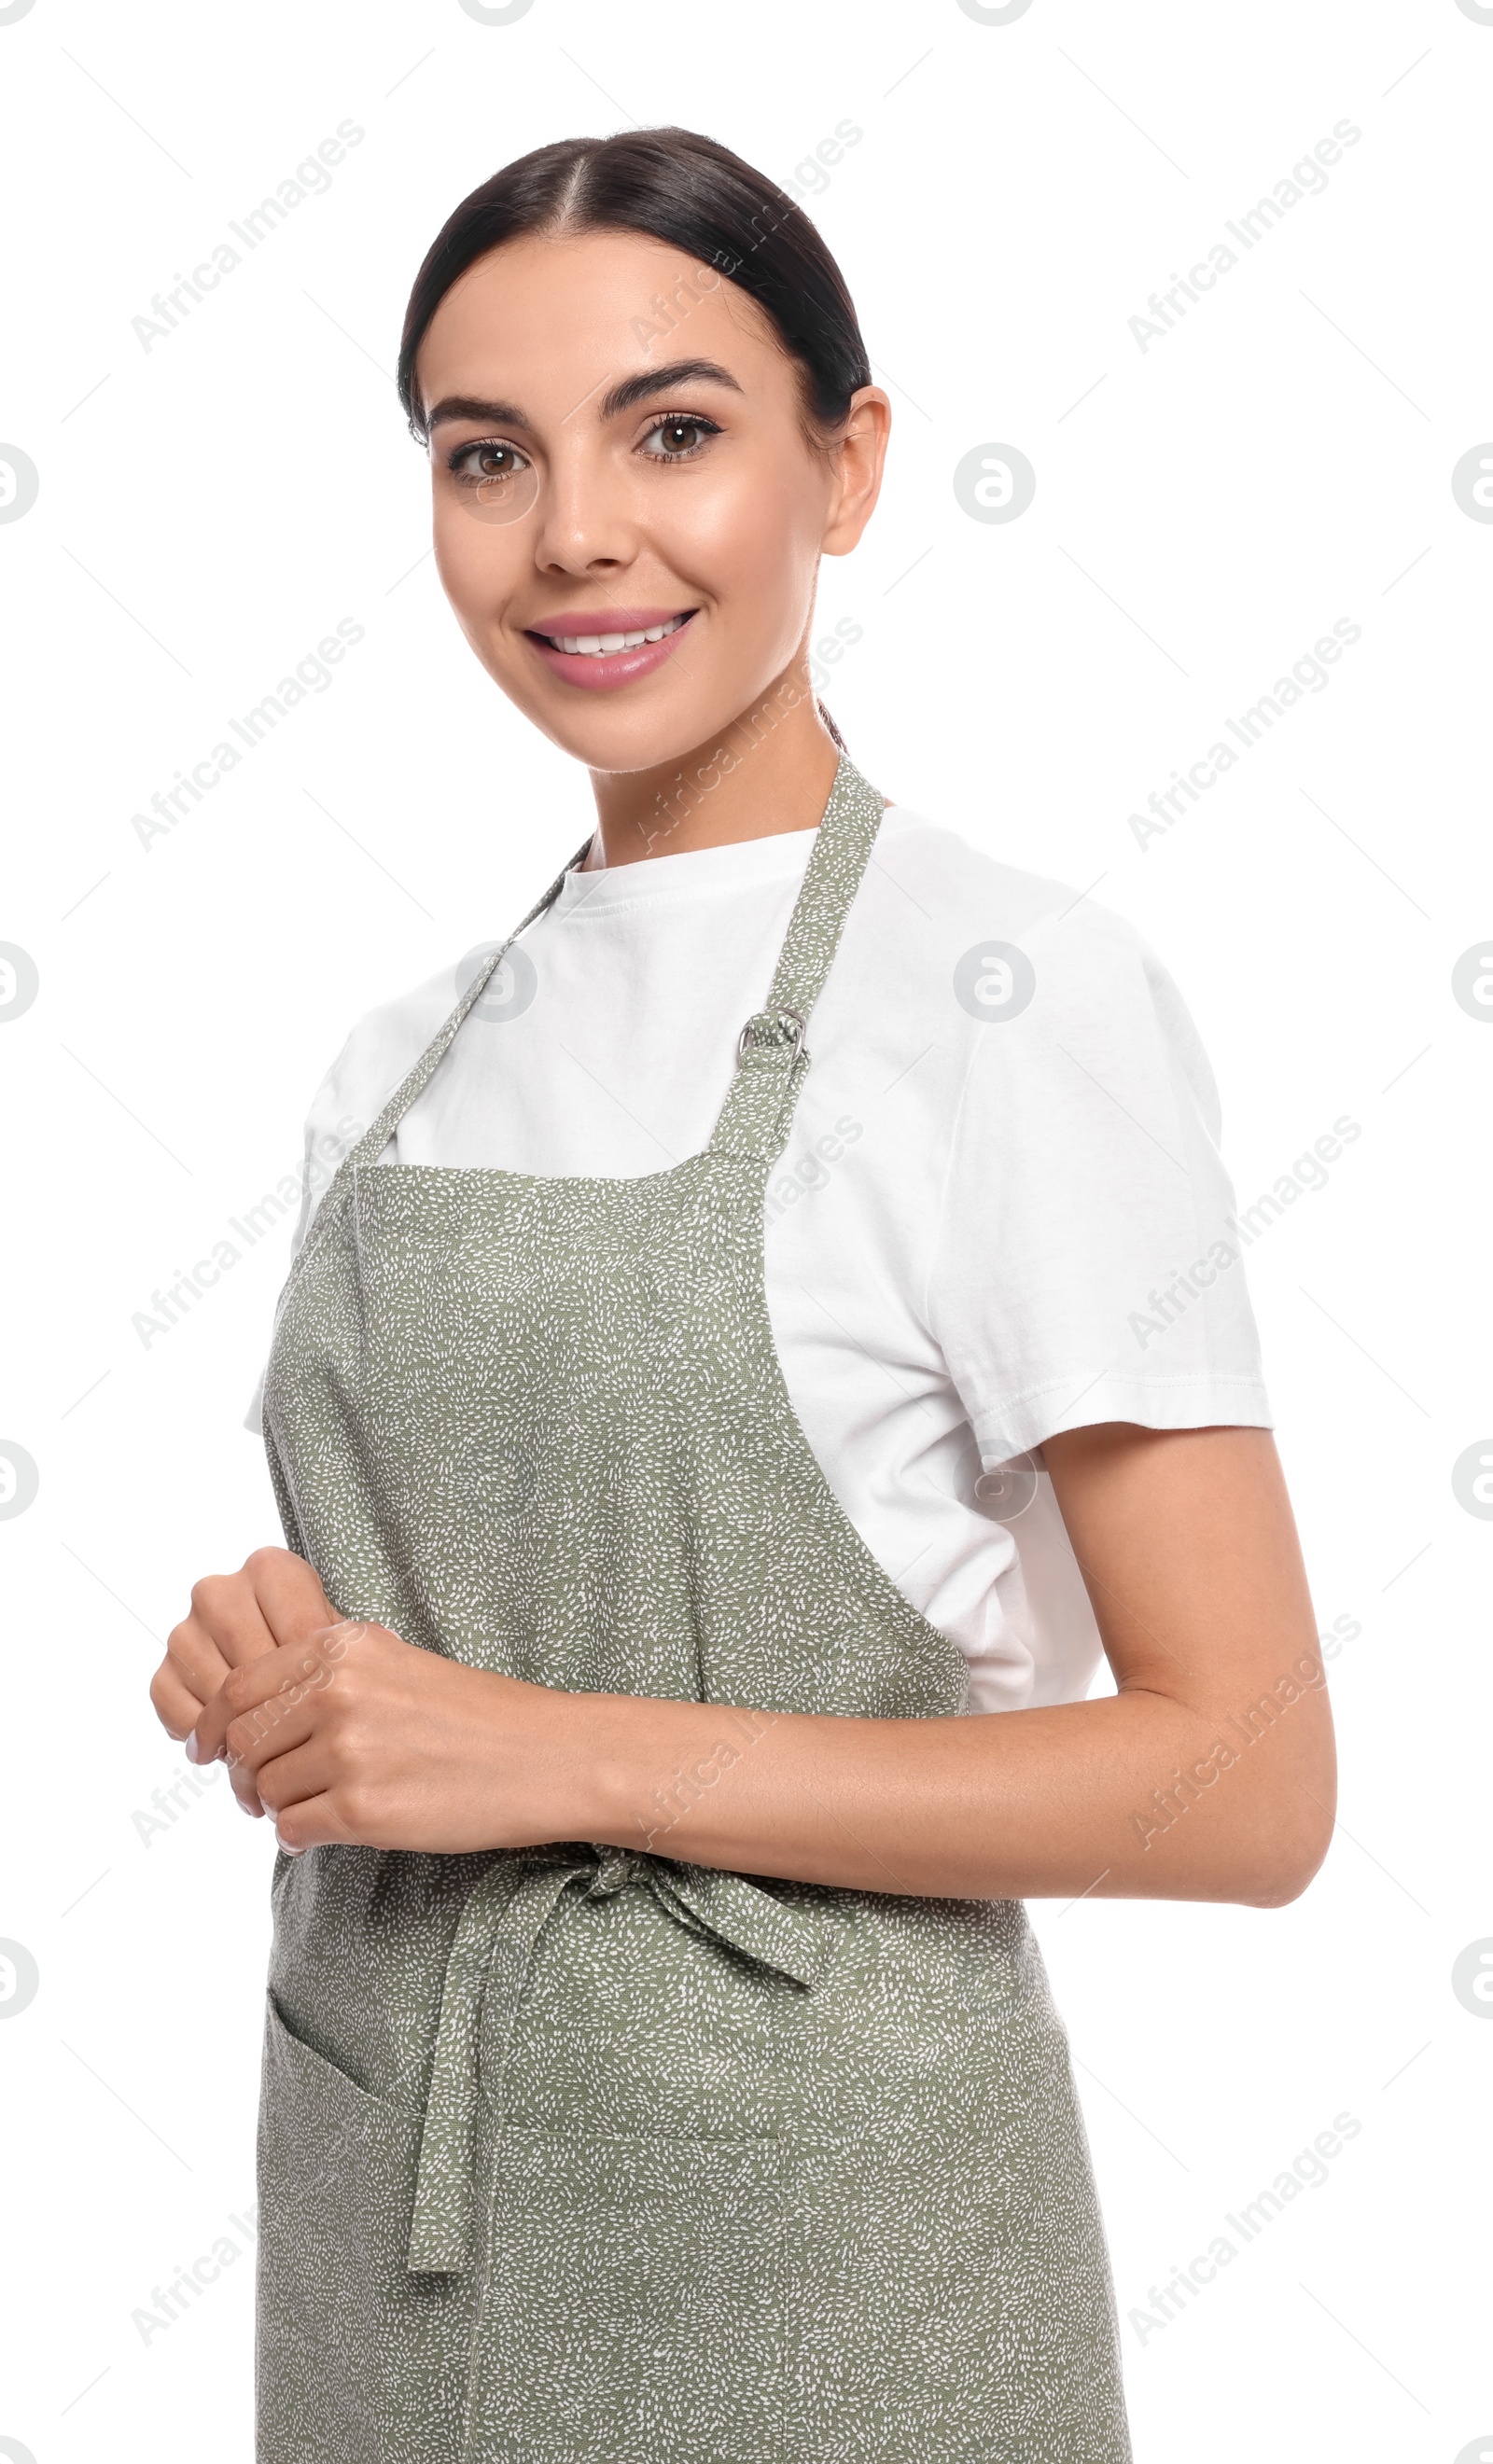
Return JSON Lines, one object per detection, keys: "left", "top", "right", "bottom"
{"left": 708, "top": 749, "right": 886, "bottom": 1164}
{"left": 342, "top": 838, "right": 592, "bottom": 1172}
{"left": 340, "top": 748, "right": 884, "bottom": 1180}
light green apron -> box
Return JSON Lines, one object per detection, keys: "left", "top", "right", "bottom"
{"left": 256, "top": 751, "right": 1132, "bottom": 2462}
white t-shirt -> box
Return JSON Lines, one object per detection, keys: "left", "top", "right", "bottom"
{"left": 246, "top": 803, "right": 1271, "bottom": 1714}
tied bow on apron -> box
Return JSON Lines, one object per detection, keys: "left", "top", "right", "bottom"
{"left": 406, "top": 1846, "right": 833, "bottom": 2274}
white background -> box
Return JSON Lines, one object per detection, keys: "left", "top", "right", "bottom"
{"left": 1, "top": 1, "right": 1489, "bottom": 2457}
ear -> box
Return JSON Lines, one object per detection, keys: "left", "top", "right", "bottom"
{"left": 821, "top": 387, "right": 891, "bottom": 558}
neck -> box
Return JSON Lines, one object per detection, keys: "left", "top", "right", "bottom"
{"left": 582, "top": 651, "right": 842, "bottom": 870}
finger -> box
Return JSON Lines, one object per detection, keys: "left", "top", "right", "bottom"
{"left": 186, "top": 1573, "right": 281, "bottom": 1673}
{"left": 272, "top": 1785, "right": 359, "bottom": 1857}
{"left": 229, "top": 1768, "right": 266, "bottom": 1820}
{"left": 160, "top": 1609, "right": 239, "bottom": 1712}
{"left": 224, "top": 1686, "right": 319, "bottom": 1796}
{"left": 253, "top": 1737, "right": 342, "bottom": 1825}
{"left": 150, "top": 1660, "right": 212, "bottom": 1742}
{"left": 193, "top": 1626, "right": 354, "bottom": 1767}
{"left": 210, "top": 1645, "right": 328, "bottom": 1817}
{"left": 244, "top": 1548, "right": 338, "bottom": 1650}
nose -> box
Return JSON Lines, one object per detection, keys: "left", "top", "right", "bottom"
{"left": 532, "top": 437, "right": 638, "bottom": 578}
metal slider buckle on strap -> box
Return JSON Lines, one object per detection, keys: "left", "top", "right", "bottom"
{"left": 736, "top": 1005, "right": 809, "bottom": 1062}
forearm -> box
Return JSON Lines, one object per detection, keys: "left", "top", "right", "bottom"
{"left": 565, "top": 1665, "right": 1336, "bottom": 1908}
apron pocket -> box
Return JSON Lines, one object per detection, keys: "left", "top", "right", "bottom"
{"left": 256, "top": 1987, "right": 467, "bottom": 2464}
{"left": 465, "top": 2129, "right": 789, "bottom": 2464}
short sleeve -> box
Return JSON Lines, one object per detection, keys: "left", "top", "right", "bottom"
{"left": 928, "top": 898, "right": 1272, "bottom": 1463}
{"left": 240, "top": 1029, "right": 366, "bottom": 1436}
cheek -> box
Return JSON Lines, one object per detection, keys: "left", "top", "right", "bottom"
{"left": 431, "top": 503, "right": 528, "bottom": 646}
{"left": 663, "top": 465, "right": 821, "bottom": 645}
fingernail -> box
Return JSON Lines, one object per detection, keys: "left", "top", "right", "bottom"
{"left": 185, "top": 1731, "right": 200, "bottom": 1762}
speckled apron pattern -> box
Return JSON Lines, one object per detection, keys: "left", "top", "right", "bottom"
{"left": 255, "top": 751, "right": 1132, "bottom": 2462}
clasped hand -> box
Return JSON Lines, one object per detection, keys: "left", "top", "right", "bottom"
{"left": 148, "top": 1546, "right": 592, "bottom": 1855}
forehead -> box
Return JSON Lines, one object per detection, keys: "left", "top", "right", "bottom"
{"left": 414, "top": 227, "right": 788, "bottom": 421}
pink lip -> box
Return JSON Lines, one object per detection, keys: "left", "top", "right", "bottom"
{"left": 523, "top": 606, "right": 698, "bottom": 692}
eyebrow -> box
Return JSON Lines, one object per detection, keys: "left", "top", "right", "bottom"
{"left": 426, "top": 393, "right": 528, "bottom": 432}
{"left": 596, "top": 358, "right": 745, "bottom": 420}
{"left": 424, "top": 359, "right": 746, "bottom": 436}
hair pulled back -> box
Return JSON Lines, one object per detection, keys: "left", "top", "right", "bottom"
{"left": 396, "top": 125, "right": 871, "bottom": 445}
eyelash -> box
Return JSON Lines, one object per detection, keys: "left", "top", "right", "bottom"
{"left": 637, "top": 410, "right": 722, "bottom": 461}
{"left": 446, "top": 439, "right": 525, "bottom": 483}
{"left": 445, "top": 410, "right": 723, "bottom": 480}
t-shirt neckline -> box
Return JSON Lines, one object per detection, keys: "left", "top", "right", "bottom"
{"left": 552, "top": 803, "right": 906, "bottom": 914}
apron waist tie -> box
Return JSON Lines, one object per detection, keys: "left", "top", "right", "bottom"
{"left": 405, "top": 1845, "right": 833, "bottom": 2274}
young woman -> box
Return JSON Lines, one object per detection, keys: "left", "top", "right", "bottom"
{"left": 150, "top": 128, "right": 1335, "bottom": 2462}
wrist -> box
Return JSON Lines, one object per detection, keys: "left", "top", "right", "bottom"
{"left": 543, "top": 1684, "right": 647, "bottom": 1847}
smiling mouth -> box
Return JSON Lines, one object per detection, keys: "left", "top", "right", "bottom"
{"left": 529, "top": 611, "right": 694, "bottom": 656}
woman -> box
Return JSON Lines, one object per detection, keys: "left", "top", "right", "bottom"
{"left": 150, "top": 128, "right": 1335, "bottom": 2462}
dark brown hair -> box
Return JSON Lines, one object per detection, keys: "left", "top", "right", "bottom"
{"left": 396, "top": 126, "right": 872, "bottom": 445}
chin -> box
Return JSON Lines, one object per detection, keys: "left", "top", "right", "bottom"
{"left": 494, "top": 670, "right": 747, "bottom": 779}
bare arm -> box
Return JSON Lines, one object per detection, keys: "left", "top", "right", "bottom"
{"left": 181, "top": 1423, "right": 1336, "bottom": 1910}
{"left": 574, "top": 1423, "right": 1336, "bottom": 1906}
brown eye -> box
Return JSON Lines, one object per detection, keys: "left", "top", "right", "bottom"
{"left": 641, "top": 415, "right": 719, "bottom": 460}
{"left": 452, "top": 440, "right": 530, "bottom": 490}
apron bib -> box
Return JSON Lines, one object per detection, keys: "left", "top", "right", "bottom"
{"left": 255, "top": 752, "right": 1132, "bottom": 2463}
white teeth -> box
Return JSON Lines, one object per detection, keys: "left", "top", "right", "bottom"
{"left": 546, "top": 613, "right": 689, "bottom": 656}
